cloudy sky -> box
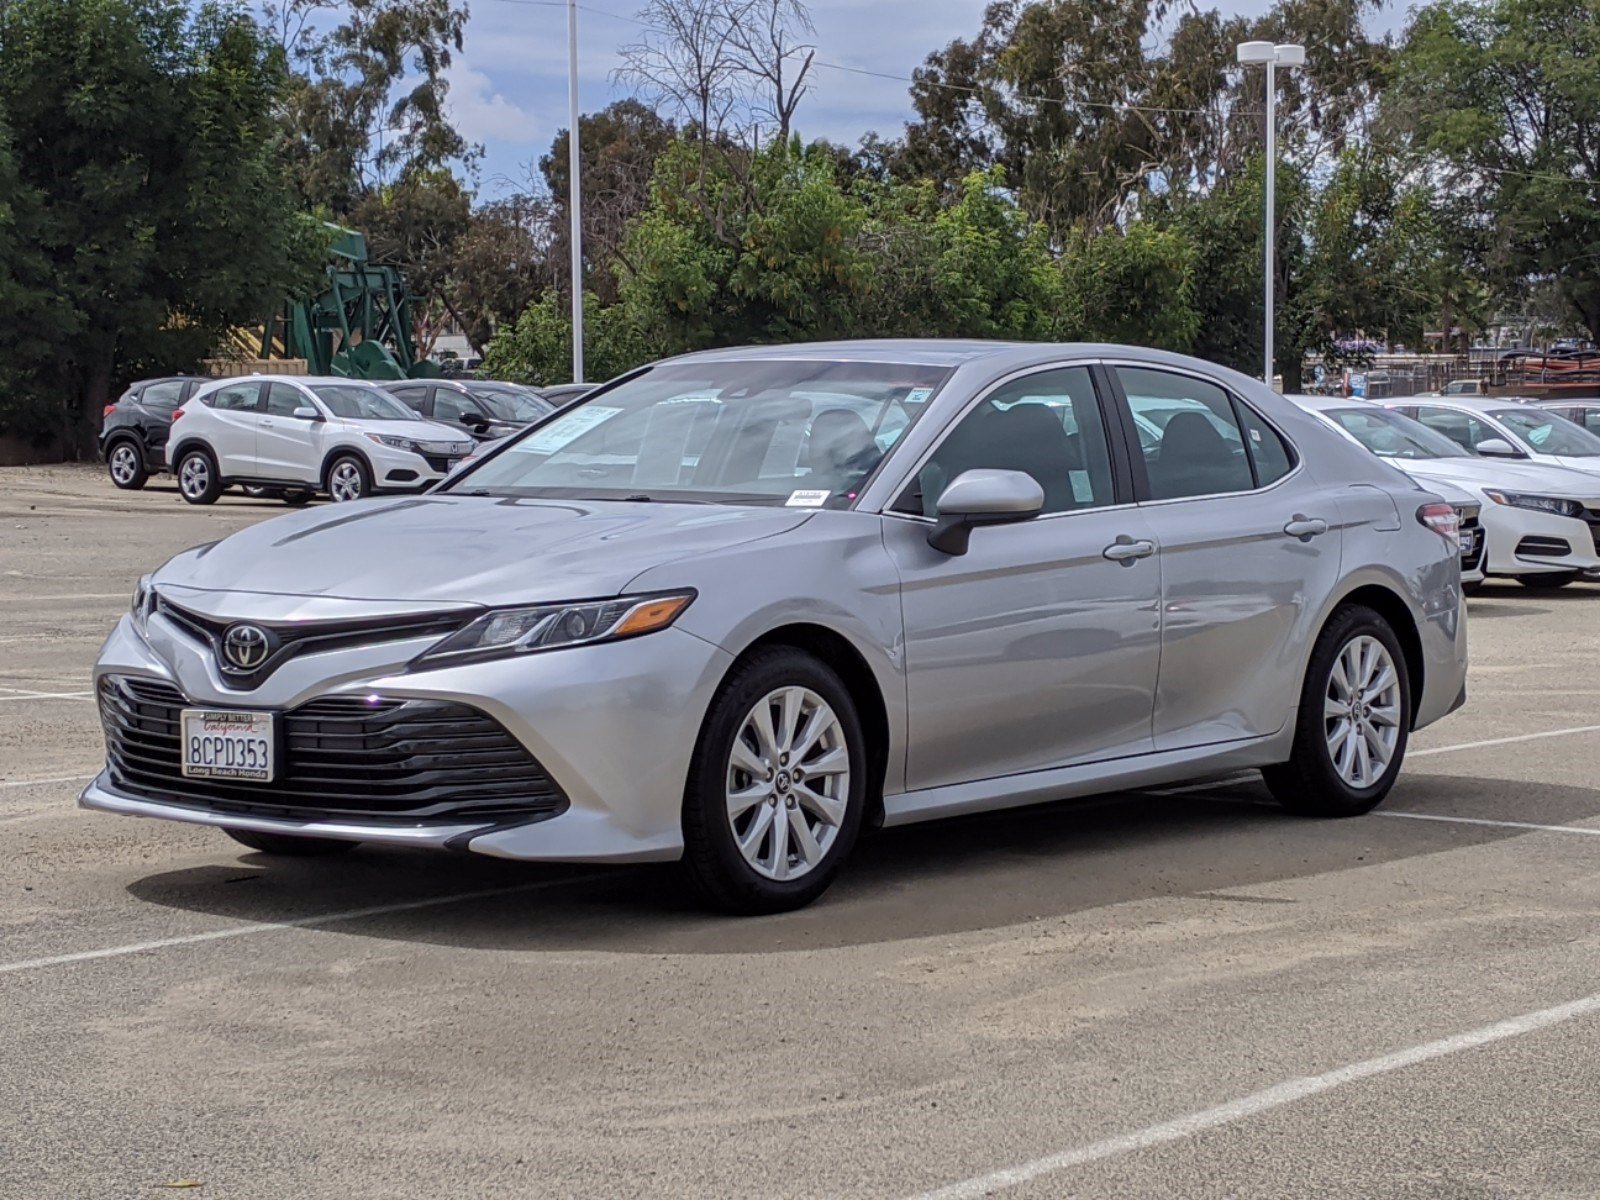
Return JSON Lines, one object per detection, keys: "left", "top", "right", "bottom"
{"left": 447, "top": 0, "right": 1398, "bottom": 197}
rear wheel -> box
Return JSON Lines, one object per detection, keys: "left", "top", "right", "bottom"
{"left": 176, "top": 448, "right": 221, "bottom": 505}
{"left": 1264, "top": 604, "right": 1410, "bottom": 817}
{"left": 680, "top": 648, "right": 866, "bottom": 914}
{"left": 1518, "top": 571, "right": 1580, "bottom": 590}
{"left": 224, "top": 828, "right": 358, "bottom": 857}
{"left": 326, "top": 454, "right": 372, "bottom": 502}
{"left": 106, "top": 441, "right": 148, "bottom": 490}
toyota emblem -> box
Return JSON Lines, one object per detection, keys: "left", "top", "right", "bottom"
{"left": 222, "top": 624, "right": 272, "bottom": 671}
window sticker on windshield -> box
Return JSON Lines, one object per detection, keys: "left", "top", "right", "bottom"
{"left": 785, "top": 489, "right": 830, "bottom": 507}
{"left": 521, "top": 406, "right": 621, "bottom": 454}
{"left": 904, "top": 387, "right": 934, "bottom": 404}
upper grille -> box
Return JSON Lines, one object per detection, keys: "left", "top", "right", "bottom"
{"left": 98, "top": 675, "right": 568, "bottom": 826}
{"left": 1457, "top": 508, "right": 1485, "bottom": 572}
{"left": 154, "top": 597, "right": 469, "bottom": 689}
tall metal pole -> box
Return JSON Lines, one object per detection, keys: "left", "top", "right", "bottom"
{"left": 1263, "top": 58, "right": 1276, "bottom": 387}
{"left": 566, "top": 0, "right": 585, "bottom": 383}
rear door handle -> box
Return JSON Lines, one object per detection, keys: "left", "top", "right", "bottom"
{"left": 1103, "top": 537, "right": 1156, "bottom": 564}
{"left": 1283, "top": 515, "right": 1329, "bottom": 540}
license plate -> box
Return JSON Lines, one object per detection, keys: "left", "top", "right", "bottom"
{"left": 180, "top": 709, "right": 275, "bottom": 781}
{"left": 1459, "top": 530, "right": 1477, "bottom": 554}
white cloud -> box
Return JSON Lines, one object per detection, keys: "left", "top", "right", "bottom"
{"left": 446, "top": 62, "right": 541, "bottom": 146}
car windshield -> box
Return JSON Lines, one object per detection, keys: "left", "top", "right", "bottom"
{"left": 468, "top": 385, "right": 552, "bottom": 423}
{"left": 311, "top": 385, "right": 415, "bottom": 421}
{"left": 1327, "top": 407, "right": 1466, "bottom": 459}
{"left": 1490, "top": 408, "right": 1600, "bottom": 457}
{"left": 445, "top": 359, "right": 952, "bottom": 506}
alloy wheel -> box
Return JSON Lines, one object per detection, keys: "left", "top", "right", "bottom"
{"left": 109, "top": 445, "right": 139, "bottom": 485}
{"left": 725, "top": 686, "right": 850, "bottom": 881}
{"left": 329, "top": 461, "right": 364, "bottom": 502}
{"left": 1323, "top": 634, "right": 1402, "bottom": 789}
{"left": 179, "top": 456, "right": 210, "bottom": 499}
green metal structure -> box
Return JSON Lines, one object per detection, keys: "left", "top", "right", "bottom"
{"left": 260, "top": 226, "right": 439, "bottom": 380}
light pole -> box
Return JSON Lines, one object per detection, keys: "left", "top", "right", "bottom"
{"left": 1236, "top": 40, "right": 1304, "bottom": 388}
{"left": 566, "top": 0, "right": 585, "bottom": 383}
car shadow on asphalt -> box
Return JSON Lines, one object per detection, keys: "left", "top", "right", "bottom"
{"left": 123, "top": 772, "right": 1600, "bottom": 955}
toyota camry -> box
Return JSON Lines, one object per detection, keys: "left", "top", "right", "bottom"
{"left": 84, "top": 342, "right": 1468, "bottom": 912}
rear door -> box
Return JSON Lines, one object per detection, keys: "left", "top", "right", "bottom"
{"left": 883, "top": 364, "right": 1162, "bottom": 789}
{"left": 1109, "top": 364, "right": 1344, "bottom": 751}
{"left": 258, "top": 382, "right": 323, "bottom": 483}
{"left": 200, "top": 381, "right": 266, "bottom": 474}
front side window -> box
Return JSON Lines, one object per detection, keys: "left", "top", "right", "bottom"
{"left": 1327, "top": 407, "right": 1466, "bottom": 460}
{"left": 1118, "top": 368, "right": 1254, "bottom": 500}
{"left": 901, "top": 366, "right": 1116, "bottom": 518}
{"left": 448, "top": 360, "right": 951, "bottom": 507}
{"left": 265, "top": 383, "right": 310, "bottom": 417}
{"left": 208, "top": 383, "right": 261, "bottom": 412}
{"left": 1410, "top": 406, "right": 1495, "bottom": 453}
{"left": 311, "top": 385, "right": 415, "bottom": 421}
{"left": 388, "top": 386, "right": 430, "bottom": 415}
{"left": 433, "top": 392, "right": 484, "bottom": 424}
{"left": 468, "top": 385, "right": 552, "bottom": 422}
{"left": 1490, "top": 408, "right": 1600, "bottom": 457}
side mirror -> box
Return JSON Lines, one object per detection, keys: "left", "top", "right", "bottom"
{"left": 928, "top": 468, "right": 1045, "bottom": 555}
{"left": 292, "top": 406, "right": 321, "bottom": 422}
{"left": 1476, "top": 437, "right": 1522, "bottom": 458}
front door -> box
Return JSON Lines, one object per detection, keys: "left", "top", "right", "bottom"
{"left": 1111, "top": 365, "right": 1343, "bottom": 750}
{"left": 883, "top": 365, "right": 1162, "bottom": 791}
{"left": 258, "top": 382, "right": 322, "bottom": 483}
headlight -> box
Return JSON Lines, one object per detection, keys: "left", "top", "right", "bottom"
{"left": 366, "top": 433, "right": 419, "bottom": 452}
{"left": 1484, "top": 491, "right": 1584, "bottom": 517}
{"left": 130, "top": 574, "right": 154, "bottom": 631}
{"left": 415, "top": 591, "right": 696, "bottom": 666}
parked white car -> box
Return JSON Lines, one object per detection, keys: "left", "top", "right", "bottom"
{"left": 1295, "top": 396, "right": 1600, "bottom": 589}
{"left": 1386, "top": 395, "right": 1600, "bottom": 473}
{"left": 168, "top": 376, "right": 474, "bottom": 505}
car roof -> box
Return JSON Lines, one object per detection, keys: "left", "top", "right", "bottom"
{"left": 1386, "top": 394, "right": 1519, "bottom": 414}
{"left": 1283, "top": 393, "right": 1367, "bottom": 413}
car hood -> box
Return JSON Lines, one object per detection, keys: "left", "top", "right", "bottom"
{"left": 154, "top": 495, "right": 816, "bottom": 606}
{"left": 1394, "top": 456, "right": 1600, "bottom": 501}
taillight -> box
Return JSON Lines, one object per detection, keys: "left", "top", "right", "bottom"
{"left": 102, "top": 404, "right": 117, "bottom": 418}
{"left": 1417, "top": 502, "right": 1460, "bottom": 542}
{"left": 171, "top": 408, "right": 184, "bottom": 420}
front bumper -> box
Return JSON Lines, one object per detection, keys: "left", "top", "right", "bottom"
{"left": 82, "top": 612, "right": 734, "bottom": 862}
{"left": 1481, "top": 505, "right": 1600, "bottom": 576}
{"left": 365, "top": 443, "right": 463, "bottom": 492}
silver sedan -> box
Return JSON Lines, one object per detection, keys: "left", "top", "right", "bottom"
{"left": 84, "top": 342, "right": 1468, "bottom": 912}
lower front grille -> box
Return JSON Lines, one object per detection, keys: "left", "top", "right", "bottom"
{"left": 1515, "top": 535, "right": 1572, "bottom": 558}
{"left": 98, "top": 676, "right": 568, "bottom": 826}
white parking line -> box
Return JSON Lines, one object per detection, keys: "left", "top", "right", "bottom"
{"left": 0, "top": 690, "right": 93, "bottom": 702}
{"left": 908, "top": 991, "right": 1600, "bottom": 1200}
{"left": 1378, "top": 811, "right": 1600, "bottom": 837}
{"left": 1411, "top": 724, "right": 1600, "bottom": 757}
{"left": 0, "top": 872, "right": 612, "bottom": 978}
{"left": 0, "top": 773, "right": 94, "bottom": 791}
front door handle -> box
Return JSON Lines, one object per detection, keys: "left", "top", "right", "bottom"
{"left": 260, "top": 419, "right": 275, "bottom": 428}
{"left": 1103, "top": 537, "right": 1156, "bottom": 564}
{"left": 1284, "top": 515, "right": 1329, "bottom": 540}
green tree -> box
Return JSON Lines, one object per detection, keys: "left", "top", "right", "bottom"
{"left": 1390, "top": 0, "right": 1600, "bottom": 339}
{"left": 0, "top": 0, "right": 324, "bottom": 451}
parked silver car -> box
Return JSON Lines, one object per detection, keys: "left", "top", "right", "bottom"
{"left": 83, "top": 342, "right": 1468, "bottom": 912}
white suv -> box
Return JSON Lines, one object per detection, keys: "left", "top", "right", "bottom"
{"left": 168, "top": 376, "right": 474, "bottom": 505}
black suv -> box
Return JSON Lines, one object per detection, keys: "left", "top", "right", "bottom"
{"left": 382, "top": 379, "right": 555, "bottom": 441}
{"left": 99, "top": 376, "right": 204, "bottom": 489}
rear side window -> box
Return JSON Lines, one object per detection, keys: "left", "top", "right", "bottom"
{"left": 389, "top": 385, "right": 430, "bottom": 415}
{"left": 1234, "top": 402, "right": 1296, "bottom": 485}
{"left": 208, "top": 383, "right": 261, "bottom": 412}
{"left": 141, "top": 381, "right": 185, "bottom": 409}
{"left": 1118, "top": 368, "right": 1254, "bottom": 500}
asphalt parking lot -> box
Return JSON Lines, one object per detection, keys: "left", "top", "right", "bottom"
{"left": 4, "top": 463, "right": 1600, "bottom": 1199}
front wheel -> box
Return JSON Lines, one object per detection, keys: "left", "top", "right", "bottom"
{"left": 1263, "top": 604, "right": 1410, "bottom": 817}
{"left": 176, "top": 449, "right": 221, "bottom": 505}
{"left": 1518, "top": 572, "right": 1580, "bottom": 590}
{"left": 106, "top": 441, "right": 148, "bottom": 490}
{"left": 224, "top": 828, "right": 358, "bottom": 857}
{"left": 679, "top": 648, "right": 867, "bottom": 914}
{"left": 326, "top": 455, "right": 372, "bottom": 502}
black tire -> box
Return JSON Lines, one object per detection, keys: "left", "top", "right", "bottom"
{"left": 325, "top": 454, "right": 372, "bottom": 502}
{"left": 175, "top": 447, "right": 222, "bottom": 505}
{"left": 679, "top": 647, "right": 867, "bottom": 914}
{"left": 106, "top": 439, "right": 149, "bottom": 490}
{"left": 1462, "top": 580, "right": 1484, "bottom": 596}
{"left": 281, "top": 489, "right": 313, "bottom": 506}
{"left": 1518, "top": 572, "right": 1580, "bottom": 590}
{"left": 224, "top": 828, "right": 358, "bottom": 857}
{"left": 1263, "top": 604, "right": 1411, "bottom": 818}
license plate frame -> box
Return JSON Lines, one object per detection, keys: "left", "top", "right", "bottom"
{"left": 180, "top": 708, "right": 276, "bottom": 782}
